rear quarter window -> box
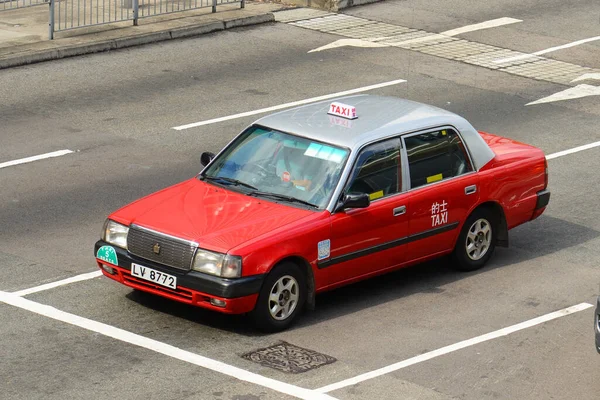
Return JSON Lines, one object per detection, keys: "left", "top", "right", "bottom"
{"left": 404, "top": 129, "right": 472, "bottom": 189}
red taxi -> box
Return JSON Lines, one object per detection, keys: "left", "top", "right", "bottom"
{"left": 95, "top": 95, "right": 550, "bottom": 331}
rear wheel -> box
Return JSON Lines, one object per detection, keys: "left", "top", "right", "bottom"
{"left": 452, "top": 208, "right": 497, "bottom": 271}
{"left": 250, "top": 262, "right": 306, "bottom": 332}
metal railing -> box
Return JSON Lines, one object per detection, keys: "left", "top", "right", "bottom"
{"left": 139, "top": 0, "right": 211, "bottom": 19}
{"left": 1, "top": 0, "right": 47, "bottom": 11}
{"left": 49, "top": 0, "right": 244, "bottom": 39}
{"left": 50, "top": 0, "right": 134, "bottom": 34}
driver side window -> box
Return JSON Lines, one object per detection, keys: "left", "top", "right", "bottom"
{"left": 346, "top": 138, "right": 402, "bottom": 201}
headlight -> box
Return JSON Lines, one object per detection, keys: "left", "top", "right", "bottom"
{"left": 192, "top": 249, "right": 242, "bottom": 278}
{"left": 102, "top": 219, "right": 129, "bottom": 249}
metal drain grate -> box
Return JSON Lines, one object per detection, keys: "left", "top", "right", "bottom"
{"left": 241, "top": 342, "right": 336, "bottom": 374}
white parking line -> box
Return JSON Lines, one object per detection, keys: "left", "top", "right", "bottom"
{"left": 0, "top": 149, "right": 74, "bottom": 169}
{"left": 0, "top": 291, "right": 336, "bottom": 400}
{"left": 11, "top": 271, "right": 103, "bottom": 297}
{"left": 546, "top": 140, "right": 600, "bottom": 160}
{"left": 494, "top": 35, "right": 600, "bottom": 64}
{"left": 316, "top": 302, "right": 592, "bottom": 393}
{"left": 172, "top": 79, "right": 407, "bottom": 130}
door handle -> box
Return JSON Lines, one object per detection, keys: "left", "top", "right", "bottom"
{"left": 393, "top": 206, "right": 406, "bottom": 216}
{"left": 465, "top": 185, "right": 477, "bottom": 195}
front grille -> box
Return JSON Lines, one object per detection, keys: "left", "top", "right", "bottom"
{"left": 127, "top": 225, "right": 196, "bottom": 271}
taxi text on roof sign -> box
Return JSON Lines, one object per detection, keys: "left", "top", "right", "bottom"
{"left": 328, "top": 102, "right": 358, "bottom": 120}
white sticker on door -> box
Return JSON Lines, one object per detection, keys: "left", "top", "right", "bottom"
{"left": 318, "top": 239, "right": 331, "bottom": 260}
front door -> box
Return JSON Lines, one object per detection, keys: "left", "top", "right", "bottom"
{"left": 320, "top": 138, "right": 410, "bottom": 286}
{"left": 402, "top": 128, "right": 480, "bottom": 261}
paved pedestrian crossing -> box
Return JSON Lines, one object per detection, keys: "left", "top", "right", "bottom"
{"left": 274, "top": 9, "right": 600, "bottom": 86}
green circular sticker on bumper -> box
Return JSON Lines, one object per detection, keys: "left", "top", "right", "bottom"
{"left": 97, "top": 245, "right": 118, "bottom": 266}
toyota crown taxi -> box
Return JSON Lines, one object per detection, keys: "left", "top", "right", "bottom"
{"left": 95, "top": 95, "right": 550, "bottom": 332}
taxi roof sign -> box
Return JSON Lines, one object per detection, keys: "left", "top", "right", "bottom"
{"left": 328, "top": 102, "right": 357, "bottom": 120}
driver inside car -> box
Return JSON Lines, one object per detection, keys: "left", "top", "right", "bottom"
{"left": 273, "top": 142, "right": 336, "bottom": 205}
{"left": 274, "top": 141, "right": 314, "bottom": 190}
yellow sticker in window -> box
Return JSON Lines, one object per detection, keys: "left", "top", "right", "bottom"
{"left": 369, "top": 190, "right": 384, "bottom": 200}
{"left": 441, "top": 130, "right": 447, "bottom": 136}
{"left": 426, "top": 173, "right": 443, "bottom": 183}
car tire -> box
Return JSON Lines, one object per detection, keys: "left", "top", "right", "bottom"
{"left": 250, "top": 262, "right": 306, "bottom": 333}
{"left": 451, "top": 208, "right": 497, "bottom": 272}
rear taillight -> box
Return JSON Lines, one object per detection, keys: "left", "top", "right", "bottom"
{"left": 544, "top": 158, "right": 548, "bottom": 188}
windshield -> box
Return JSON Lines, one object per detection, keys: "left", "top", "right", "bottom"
{"left": 202, "top": 125, "right": 350, "bottom": 209}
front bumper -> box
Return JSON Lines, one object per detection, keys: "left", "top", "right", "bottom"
{"left": 94, "top": 240, "right": 263, "bottom": 314}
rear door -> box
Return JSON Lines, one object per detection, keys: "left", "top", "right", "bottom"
{"left": 402, "top": 128, "right": 480, "bottom": 261}
{"left": 322, "top": 138, "right": 410, "bottom": 285}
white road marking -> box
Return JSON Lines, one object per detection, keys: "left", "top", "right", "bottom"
{"left": 172, "top": 79, "right": 407, "bottom": 130}
{"left": 0, "top": 149, "right": 74, "bottom": 169}
{"left": 571, "top": 73, "right": 600, "bottom": 83}
{"left": 308, "top": 38, "right": 390, "bottom": 53}
{"left": 11, "top": 271, "right": 103, "bottom": 297}
{"left": 316, "top": 302, "right": 592, "bottom": 393}
{"left": 494, "top": 35, "right": 600, "bottom": 64}
{"left": 0, "top": 291, "right": 337, "bottom": 400}
{"left": 439, "top": 17, "right": 521, "bottom": 37}
{"left": 526, "top": 84, "right": 600, "bottom": 105}
{"left": 308, "top": 17, "right": 521, "bottom": 53}
{"left": 546, "top": 140, "right": 600, "bottom": 160}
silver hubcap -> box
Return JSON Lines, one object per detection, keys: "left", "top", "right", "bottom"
{"left": 268, "top": 275, "right": 299, "bottom": 321}
{"left": 466, "top": 218, "right": 492, "bottom": 261}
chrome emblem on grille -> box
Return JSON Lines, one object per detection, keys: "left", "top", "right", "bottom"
{"left": 153, "top": 243, "right": 161, "bottom": 255}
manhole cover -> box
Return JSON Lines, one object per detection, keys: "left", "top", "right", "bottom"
{"left": 241, "top": 341, "right": 336, "bottom": 374}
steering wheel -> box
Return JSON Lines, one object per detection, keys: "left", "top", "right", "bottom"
{"left": 243, "top": 161, "right": 277, "bottom": 178}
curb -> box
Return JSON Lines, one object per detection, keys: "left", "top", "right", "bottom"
{"left": 0, "top": 13, "right": 274, "bottom": 69}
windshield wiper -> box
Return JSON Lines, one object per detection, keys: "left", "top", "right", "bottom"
{"left": 248, "top": 191, "right": 318, "bottom": 208}
{"left": 203, "top": 175, "right": 257, "bottom": 190}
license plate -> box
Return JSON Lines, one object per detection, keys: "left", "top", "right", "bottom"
{"left": 131, "top": 263, "right": 177, "bottom": 289}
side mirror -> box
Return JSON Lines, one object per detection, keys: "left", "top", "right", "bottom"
{"left": 336, "top": 192, "right": 370, "bottom": 212}
{"left": 200, "top": 151, "right": 215, "bottom": 167}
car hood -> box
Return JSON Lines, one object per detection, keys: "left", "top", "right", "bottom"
{"left": 111, "top": 178, "right": 315, "bottom": 253}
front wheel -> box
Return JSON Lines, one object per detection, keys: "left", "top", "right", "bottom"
{"left": 250, "top": 262, "right": 306, "bottom": 332}
{"left": 452, "top": 208, "right": 497, "bottom": 272}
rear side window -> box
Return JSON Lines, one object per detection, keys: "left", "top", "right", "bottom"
{"left": 404, "top": 129, "right": 472, "bottom": 189}
{"left": 345, "top": 138, "right": 401, "bottom": 201}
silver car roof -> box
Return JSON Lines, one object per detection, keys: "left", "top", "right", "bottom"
{"left": 254, "top": 94, "right": 494, "bottom": 170}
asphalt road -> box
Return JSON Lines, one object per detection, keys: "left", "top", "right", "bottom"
{"left": 1, "top": 1, "right": 599, "bottom": 399}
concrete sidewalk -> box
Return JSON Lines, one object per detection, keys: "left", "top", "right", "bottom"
{"left": 0, "top": 1, "right": 288, "bottom": 69}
